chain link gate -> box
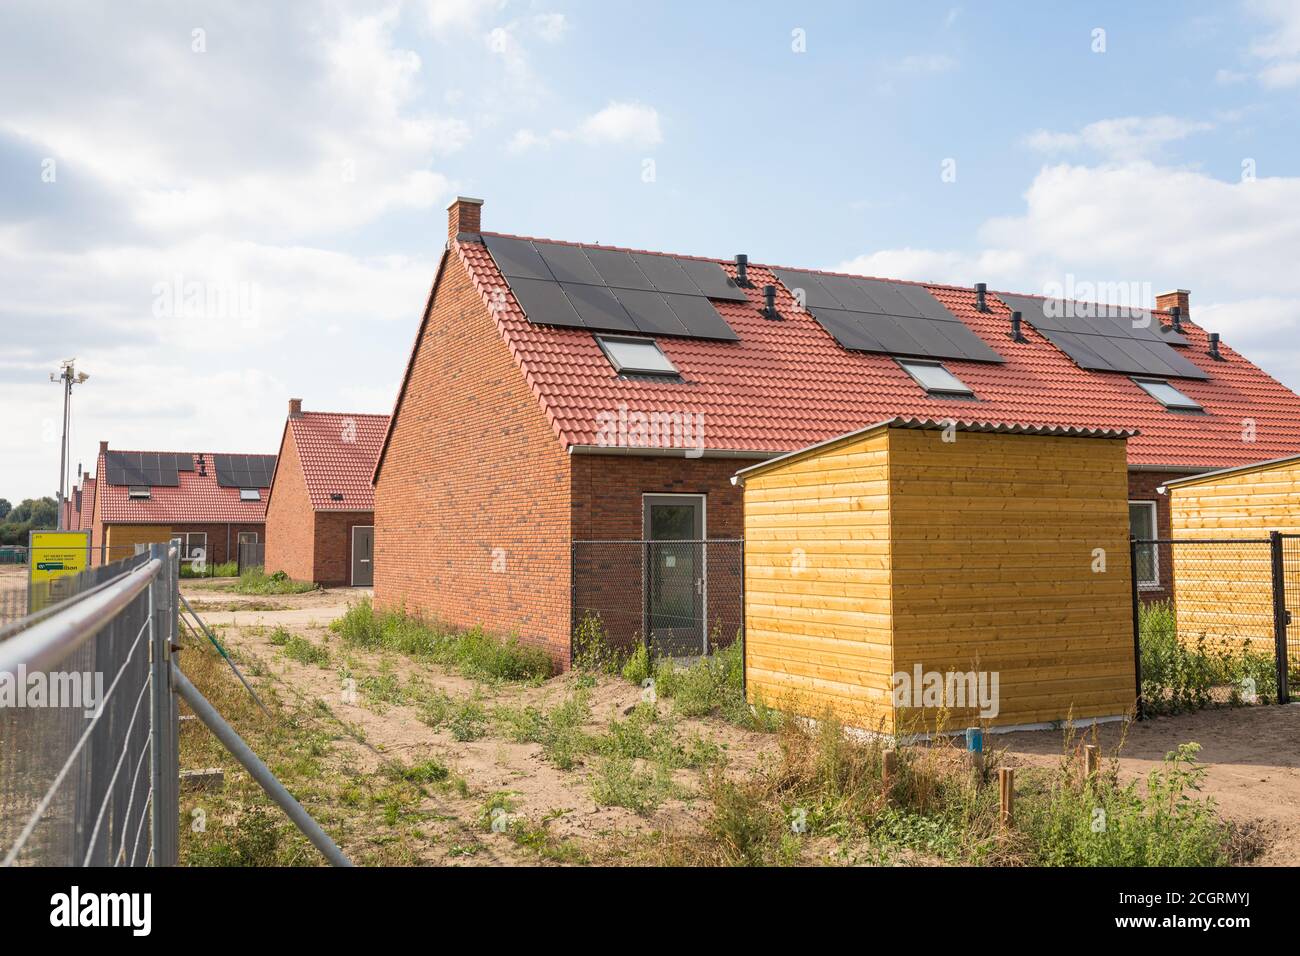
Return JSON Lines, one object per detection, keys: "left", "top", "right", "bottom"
{"left": 1132, "top": 534, "right": 1293, "bottom": 716}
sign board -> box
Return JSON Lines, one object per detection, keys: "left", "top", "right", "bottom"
{"left": 28, "top": 530, "right": 91, "bottom": 609}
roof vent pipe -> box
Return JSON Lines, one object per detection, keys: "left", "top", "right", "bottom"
{"left": 974, "top": 282, "right": 988, "bottom": 313}
{"left": 763, "top": 284, "right": 778, "bottom": 319}
{"left": 1169, "top": 305, "right": 1183, "bottom": 333}
{"left": 1009, "top": 310, "right": 1026, "bottom": 342}
{"left": 1208, "top": 332, "right": 1223, "bottom": 360}
{"left": 735, "top": 254, "right": 749, "bottom": 286}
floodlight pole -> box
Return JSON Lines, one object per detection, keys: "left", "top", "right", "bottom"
{"left": 51, "top": 359, "right": 87, "bottom": 531}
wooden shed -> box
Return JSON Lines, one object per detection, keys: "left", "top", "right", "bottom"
{"left": 1162, "top": 453, "right": 1300, "bottom": 653}
{"left": 733, "top": 417, "right": 1137, "bottom": 734}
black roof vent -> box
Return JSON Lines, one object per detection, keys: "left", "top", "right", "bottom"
{"left": 762, "top": 284, "right": 779, "bottom": 320}
{"left": 735, "top": 254, "right": 749, "bottom": 287}
{"left": 1169, "top": 305, "right": 1183, "bottom": 333}
{"left": 1009, "top": 310, "right": 1027, "bottom": 343}
{"left": 974, "top": 282, "right": 988, "bottom": 313}
{"left": 196, "top": 454, "right": 206, "bottom": 476}
{"left": 1208, "top": 332, "right": 1224, "bottom": 360}
{"left": 330, "top": 492, "right": 344, "bottom": 502}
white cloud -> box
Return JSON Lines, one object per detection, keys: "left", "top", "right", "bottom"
{"left": 511, "top": 101, "right": 663, "bottom": 152}
{"left": 421, "top": 0, "right": 506, "bottom": 35}
{"left": 1243, "top": 0, "right": 1300, "bottom": 86}
{"left": 1024, "top": 116, "right": 1212, "bottom": 159}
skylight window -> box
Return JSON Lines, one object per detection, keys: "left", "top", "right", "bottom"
{"left": 596, "top": 335, "right": 679, "bottom": 377}
{"left": 897, "top": 359, "right": 974, "bottom": 398}
{"left": 1134, "top": 379, "right": 1203, "bottom": 411}
{"left": 128, "top": 486, "right": 151, "bottom": 499}
{"left": 240, "top": 488, "right": 261, "bottom": 501}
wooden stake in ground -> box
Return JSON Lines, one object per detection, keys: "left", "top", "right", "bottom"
{"left": 998, "top": 767, "right": 1014, "bottom": 826}
{"left": 882, "top": 748, "right": 896, "bottom": 799}
{"left": 1084, "top": 744, "right": 1099, "bottom": 779}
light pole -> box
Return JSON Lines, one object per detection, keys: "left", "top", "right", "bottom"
{"left": 50, "top": 359, "right": 89, "bottom": 530}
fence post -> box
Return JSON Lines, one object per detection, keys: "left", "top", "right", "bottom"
{"left": 1269, "top": 531, "right": 1290, "bottom": 706}
{"left": 569, "top": 541, "right": 576, "bottom": 669}
{"left": 642, "top": 540, "right": 652, "bottom": 662}
{"left": 1129, "top": 535, "right": 1143, "bottom": 719}
{"left": 147, "top": 543, "right": 179, "bottom": 866}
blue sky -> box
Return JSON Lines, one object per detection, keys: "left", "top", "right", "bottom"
{"left": 3, "top": 0, "right": 1300, "bottom": 501}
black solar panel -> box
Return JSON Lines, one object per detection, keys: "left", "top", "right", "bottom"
{"left": 772, "top": 268, "right": 1004, "bottom": 364}
{"left": 213, "top": 454, "right": 277, "bottom": 488}
{"left": 482, "top": 234, "right": 741, "bottom": 341}
{"left": 103, "top": 451, "right": 181, "bottom": 487}
{"left": 998, "top": 293, "right": 1207, "bottom": 380}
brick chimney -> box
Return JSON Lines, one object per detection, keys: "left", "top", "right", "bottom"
{"left": 288, "top": 397, "right": 303, "bottom": 418}
{"left": 447, "top": 196, "right": 484, "bottom": 240}
{"left": 1156, "top": 289, "right": 1190, "bottom": 318}
{"left": 98, "top": 440, "right": 108, "bottom": 456}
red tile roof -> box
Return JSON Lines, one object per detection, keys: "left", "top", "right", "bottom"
{"left": 278, "top": 411, "right": 388, "bottom": 511}
{"left": 78, "top": 477, "right": 96, "bottom": 531}
{"left": 95, "top": 449, "right": 273, "bottom": 524}
{"left": 442, "top": 232, "right": 1300, "bottom": 470}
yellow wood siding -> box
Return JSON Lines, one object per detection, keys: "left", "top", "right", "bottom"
{"left": 740, "top": 425, "right": 1135, "bottom": 734}
{"left": 743, "top": 429, "right": 896, "bottom": 732}
{"left": 887, "top": 429, "right": 1133, "bottom": 730}
{"left": 104, "top": 525, "right": 173, "bottom": 557}
{"left": 1168, "top": 459, "right": 1300, "bottom": 651}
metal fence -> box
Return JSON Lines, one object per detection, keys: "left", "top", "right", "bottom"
{"left": 1132, "top": 534, "right": 1297, "bottom": 716}
{"left": 237, "top": 541, "right": 265, "bottom": 575}
{"left": 571, "top": 538, "right": 743, "bottom": 662}
{"left": 0, "top": 544, "right": 179, "bottom": 866}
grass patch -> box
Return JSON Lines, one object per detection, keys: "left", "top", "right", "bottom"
{"left": 652, "top": 641, "right": 783, "bottom": 732}
{"left": 492, "top": 688, "right": 593, "bottom": 769}
{"left": 419, "top": 690, "right": 490, "bottom": 742}
{"left": 232, "top": 568, "right": 318, "bottom": 596}
{"left": 268, "top": 627, "right": 330, "bottom": 667}
{"left": 331, "top": 598, "right": 552, "bottom": 683}
{"left": 180, "top": 560, "right": 239, "bottom": 579}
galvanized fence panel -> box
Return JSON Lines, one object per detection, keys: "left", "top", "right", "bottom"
{"left": 0, "top": 544, "right": 179, "bottom": 866}
{"left": 237, "top": 541, "right": 265, "bottom": 575}
{"left": 571, "top": 539, "right": 743, "bottom": 663}
{"left": 1132, "top": 537, "right": 1287, "bottom": 716}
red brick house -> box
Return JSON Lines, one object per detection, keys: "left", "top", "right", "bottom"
{"left": 61, "top": 471, "right": 97, "bottom": 532}
{"left": 372, "top": 197, "right": 1300, "bottom": 665}
{"left": 89, "top": 440, "right": 274, "bottom": 566}
{"left": 264, "top": 400, "right": 388, "bottom": 586}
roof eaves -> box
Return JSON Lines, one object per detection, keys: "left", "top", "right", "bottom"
{"left": 1158, "top": 452, "right": 1300, "bottom": 492}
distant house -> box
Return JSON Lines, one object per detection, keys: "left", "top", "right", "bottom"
{"left": 372, "top": 197, "right": 1300, "bottom": 666}
{"left": 61, "top": 471, "right": 97, "bottom": 532}
{"left": 90, "top": 440, "right": 274, "bottom": 566}
{"left": 264, "top": 400, "right": 388, "bottom": 586}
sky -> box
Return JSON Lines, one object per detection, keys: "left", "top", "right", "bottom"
{"left": 3, "top": 0, "right": 1300, "bottom": 503}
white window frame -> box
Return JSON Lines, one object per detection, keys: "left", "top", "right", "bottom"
{"left": 596, "top": 335, "right": 679, "bottom": 377}
{"left": 1129, "top": 500, "right": 1160, "bottom": 589}
{"left": 1133, "top": 378, "right": 1203, "bottom": 412}
{"left": 237, "top": 531, "right": 258, "bottom": 546}
{"left": 896, "top": 358, "right": 975, "bottom": 398}
{"left": 183, "top": 532, "right": 207, "bottom": 561}
{"left": 239, "top": 488, "right": 261, "bottom": 501}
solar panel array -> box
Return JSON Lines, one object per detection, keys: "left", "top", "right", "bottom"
{"left": 213, "top": 454, "right": 277, "bottom": 489}
{"left": 104, "top": 451, "right": 192, "bottom": 487}
{"left": 998, "top": 293, "right": 1208, "bottom": 380}
{"left": 771, "top": 268, "right": 1005, "bottom": 364}
{"left": 483, "top": 234, "right": 744, "bottom": 341}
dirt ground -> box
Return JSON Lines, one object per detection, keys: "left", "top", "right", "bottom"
{"left": 179, "top": 579, "right": 1300, "bottom": 866}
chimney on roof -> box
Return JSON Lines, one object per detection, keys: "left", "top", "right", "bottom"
{"left": 1168, "top": 305, "right": 1183, "bottom": 333}
{"left": 1208, "top": 332, "right": 1224, "bottom": 361}
{"left": 289, "top": 397, "right": 303, "bottom": 418}
{"left": 1009, "top": 311, "right": 1026, "bottom": 342}
{"left": 762, "top": 284, "right": 779, "bottom": 319}
{"left": 197, "top": 453, "right": 206, "bottom": 476}
{"left": 1156, "top": 289, "right": 1190, "bottom": 319}
{"left": 735, "top": 254, "right": 749, "bottom": 286}
{"left": 447, "top": 196, "right": 484, "bottom": 240}
{"left": 99, "top": 440, "right": 108, "bottom": 456}
{"left": 974, "top": 282, "right": 988, "bottom": 313}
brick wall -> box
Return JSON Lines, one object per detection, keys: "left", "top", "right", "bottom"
{"left": 373, "top": 246, "right": 572, "bottom": 664}
{"left": 265, "top": 423, "right": 316, "bottom": 582}
{"left": 569, "top": 454, "right": 762, "bottom": 653}
{"left": 313, "top": 511, "right": 373, "bottom": 586}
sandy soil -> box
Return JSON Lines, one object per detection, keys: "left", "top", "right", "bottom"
{"left": 181, "top": 580, "right": 1300, "bottom": 866}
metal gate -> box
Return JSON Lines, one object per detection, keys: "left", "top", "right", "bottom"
{"left": 1132, "top": 534, "right": 1295, "bottom": 716}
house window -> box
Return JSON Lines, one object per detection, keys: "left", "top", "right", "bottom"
{"left": 240, "top": 488, "right": 261, "bottom": 501}
{"left": 1129, "top": 501, "right": 1159, "bottom": 588}
{"left": 1134, "top": 378, "right": 1203, "bottom": 412}
{"left": 595, "top": 335, "right": 679, "bottom": 377}
{"left": 128, "top": 486, "right": 151, "bottom": 499}
{"left": 897, "top": 359, "right": 975, "bottom": 398}
{"left": 237, "top": 531, "right": 258, "bottom": 547}
{"left": 182, "top": 532, "right": 207, "bottom": 561}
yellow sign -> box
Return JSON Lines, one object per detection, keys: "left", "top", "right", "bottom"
{"left": 29, "top": 530, "right": 91, "bottom": 586}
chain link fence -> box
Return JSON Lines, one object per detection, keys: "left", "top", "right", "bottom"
{"left": 0, "top": 544, "right": 180, "bottom": 866}
{"left": 1133, "top": 536, "right": 1295, "bottom": 715}
{"left": 571, "top": 539, "right": 743, "bottom": 663}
